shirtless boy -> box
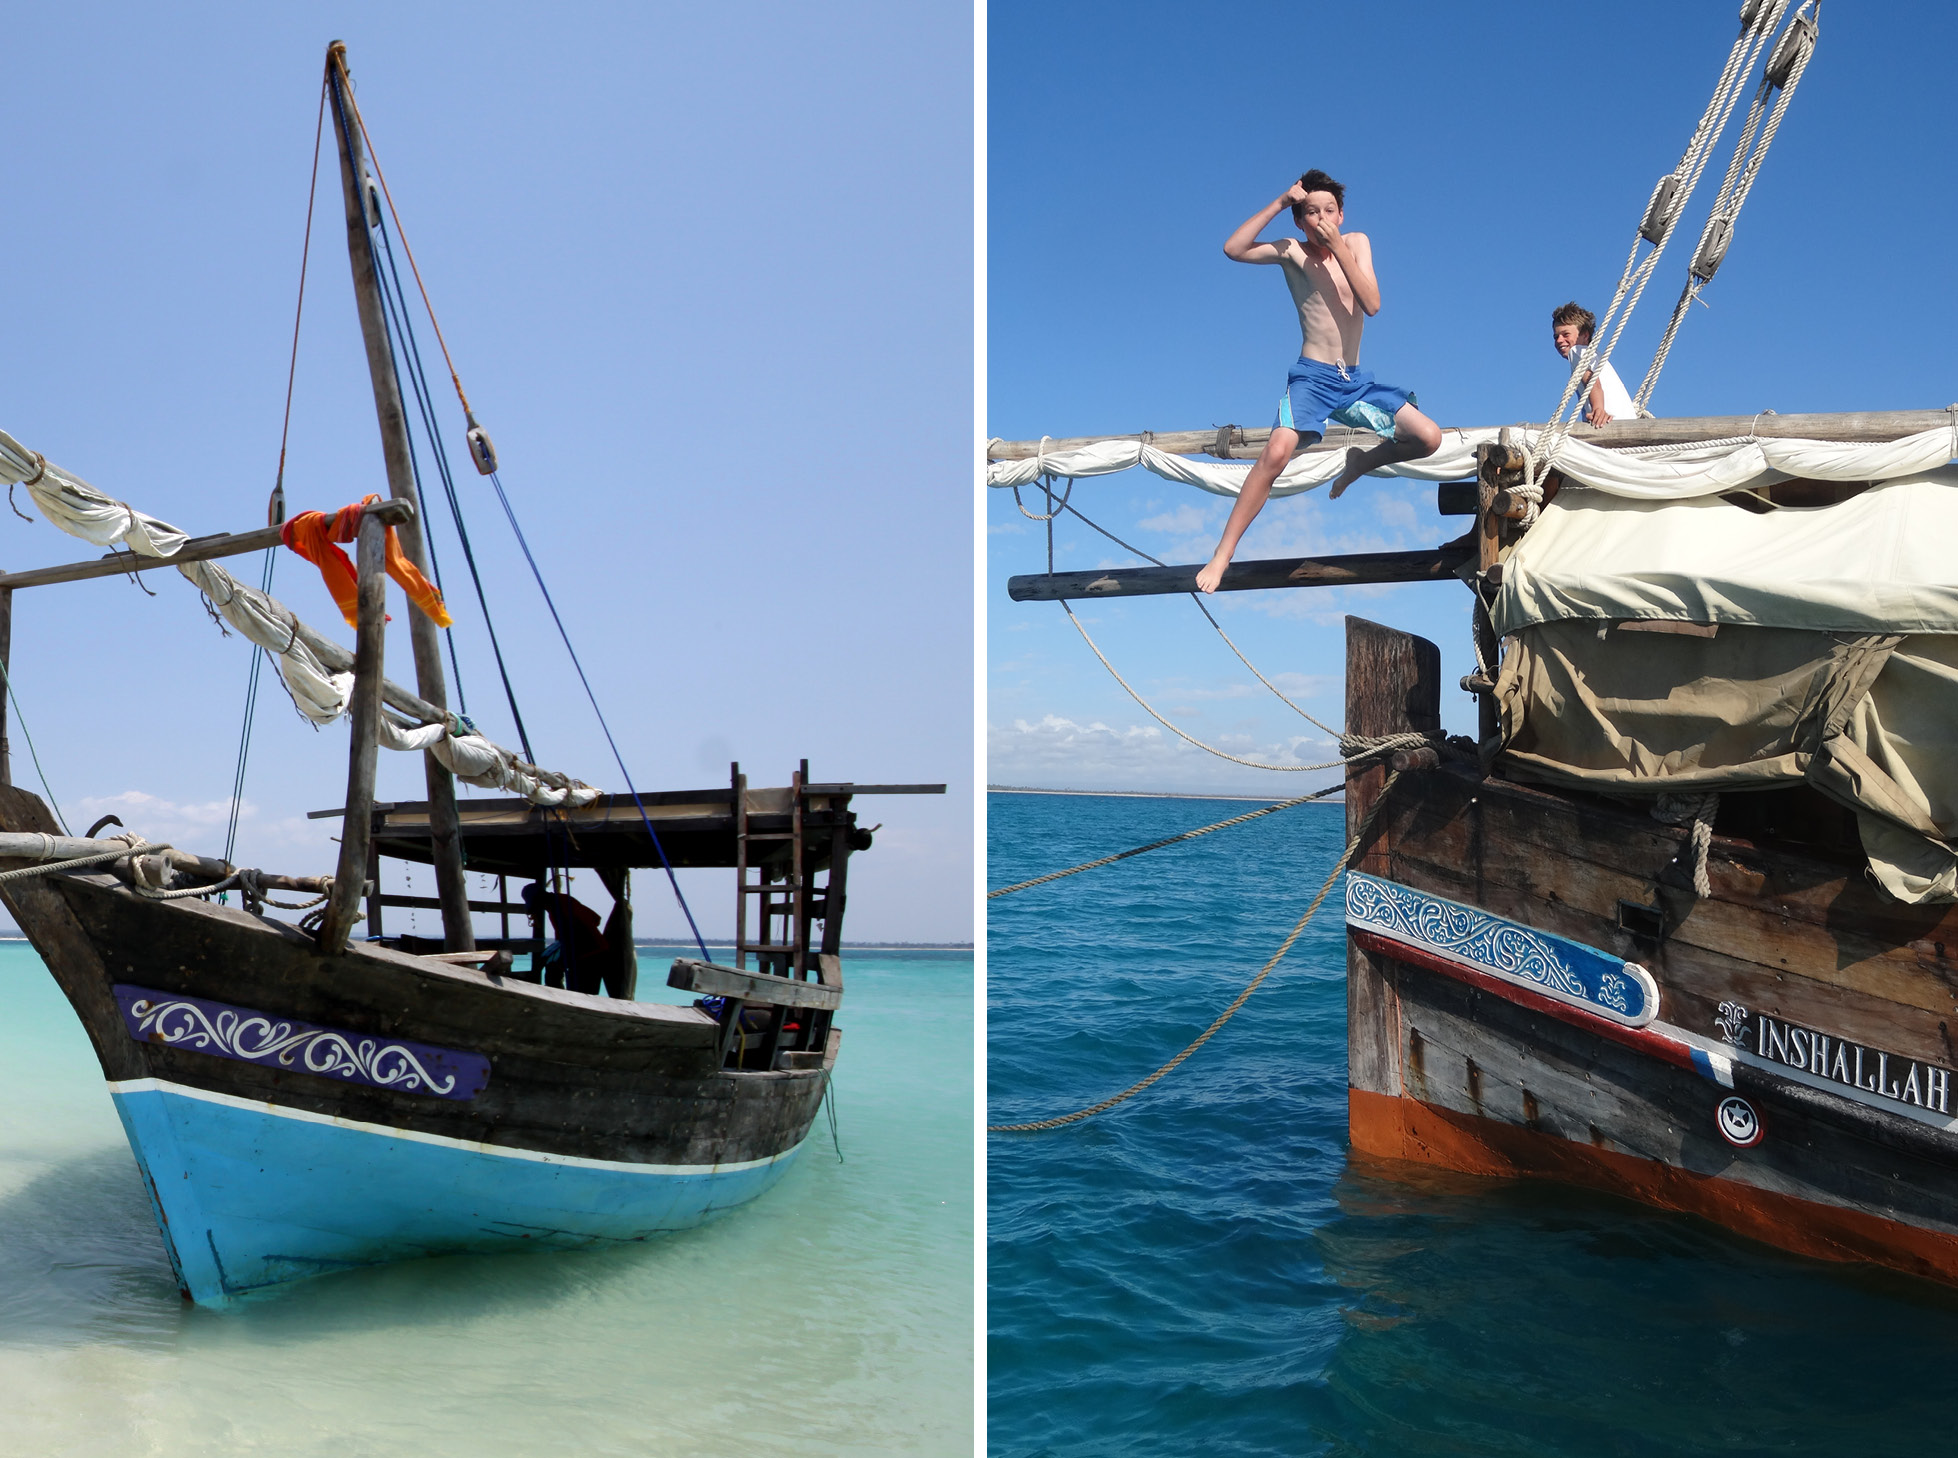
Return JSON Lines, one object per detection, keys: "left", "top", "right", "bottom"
{"left": 1195, "top": 170, "right": 1441, "bottom": 594}
{"left": 1550, "top": 302, "right": 1638, "bottom": 426}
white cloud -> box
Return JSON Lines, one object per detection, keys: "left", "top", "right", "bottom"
{"left": 1137, "top": 503, "right": 1214, "bottom": 537}
{"left": 987, "top": 714, "right": 1342, "bottom": 796}
{"left": 70, "top": 791, "right": 329, "bottom": 859}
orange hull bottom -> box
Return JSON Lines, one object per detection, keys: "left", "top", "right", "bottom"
{"left": 1351, "top": 1087, "right": 1958, "bottom": 1286}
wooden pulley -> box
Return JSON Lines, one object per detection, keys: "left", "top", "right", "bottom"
{"left": 464, "top": 411, "right": 498, "bottom": 475}
{"left": 1692, "top": 215, "right": 1733, "bottom": 283}
{"left": 1766, "top": 11, "right": 1816, "bottom": 89}
{"left": 1640, "top": 174, "right": 1679, "bottom": 245}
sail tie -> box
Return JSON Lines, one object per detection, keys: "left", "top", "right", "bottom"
{"left": 281, "top": 494, "right": 454, "bottom": 629}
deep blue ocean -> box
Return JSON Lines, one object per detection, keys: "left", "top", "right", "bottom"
{"left": 988, "top": 791, "right": 1958, "bottom": 1458}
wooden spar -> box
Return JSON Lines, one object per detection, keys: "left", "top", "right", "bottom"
{"left": 0, "top": 498, "right": 416, "bottom": 593}
{"left": 319, "top": 510, "right": 387, "bottom": 952}
{"left": 1006, "top": 545, "right": 1472, "bottom": 602}
{"left": 327, "top": 42, "right": 473, "bottom": 953}
{"left": 987, "top": 407, "right": 1958, "bottom": 460}
{"left": 0, "top": 525, "right": 285, "bottom": 591}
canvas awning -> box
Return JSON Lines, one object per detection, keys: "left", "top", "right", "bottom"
{"left": 1494, "top": 469, "right": 1958, "bottom": 637}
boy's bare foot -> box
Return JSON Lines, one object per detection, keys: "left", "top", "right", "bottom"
{"left": 1194, "top": 554, "right": 1230, "bottom": 593}
{"left": 1327, "top": 447, "right": 1369, "bottom": 499}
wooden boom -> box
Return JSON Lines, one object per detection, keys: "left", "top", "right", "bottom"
{"left": 988, "top": 408, "right": 1958, "bottom": 461}
{"left": 1006, "top": 545, "right": 1472, "bottom": 602}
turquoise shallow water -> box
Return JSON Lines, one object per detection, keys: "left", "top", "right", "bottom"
{"left": 0, "top": 942, "right": 970, "bottom": 1456}
{"left": 987, "top": 791, "right": 1958, "bottom": 1458}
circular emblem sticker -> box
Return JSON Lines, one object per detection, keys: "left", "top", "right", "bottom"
{"left": 1716, "top": 1095, "right": 1763, "bottom": 1147}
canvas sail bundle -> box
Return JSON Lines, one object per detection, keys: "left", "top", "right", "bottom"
{"left": 985, "top": 423, "right": 1958, "bottom": 503}
{"left": 1491, "top": 470, "right": 1958, "bottom": 902}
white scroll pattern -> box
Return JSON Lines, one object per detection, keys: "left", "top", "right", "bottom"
{"left": 1346, "top": 875, "right": 1588, "bottom": 999}
{"left": 129, "top": 996, "right": 459, "bottom": 1096}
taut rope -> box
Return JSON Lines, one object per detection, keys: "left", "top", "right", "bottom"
{"left": 988, "top": 770, "right": 1402, "bottom": 1133}
{"left": 988, "top": 781, "right": 1344, "bottom": 899}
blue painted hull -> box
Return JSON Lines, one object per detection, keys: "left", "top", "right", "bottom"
{"left": 110, "top": 1077, "right": 804, "bottom": 1305}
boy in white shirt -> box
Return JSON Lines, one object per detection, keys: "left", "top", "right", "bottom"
{"left": 1551, "top": 302, "right": 1638, "bottom": 426}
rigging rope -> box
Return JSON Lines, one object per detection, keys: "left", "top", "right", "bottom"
{"left": 1634, "top": 2, "right": 1820, "bottom": 410}
{"left": 0, "top": 654, "right": 68, "bottom": 836}
{"left": 1062, "top": 601, "right": 1427, "bottom": 772}
{"left": 226, "top": 76, "right": 326, "bottom": 873}
{"left": 1060, "top": 500, "right": 1343, "bottom": 739}
{"left": 484, "top": 468, "right": 712, "bottom": 963}
{"left": 988, "top": 781, "right": 1343, "bottom": 898}
{"left": 1524, "top": 0, "right": 1795, "bottom": 496}
{"left": 988, "top": 770, "right": 1402, "bottom": 1132}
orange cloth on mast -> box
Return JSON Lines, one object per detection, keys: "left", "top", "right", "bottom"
{"left": 281, "top": 494, "right": 454, "bottom": 629}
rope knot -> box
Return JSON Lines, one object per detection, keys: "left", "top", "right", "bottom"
{"left": 1651, "top": 791, "right": 1719, "bottom": 898}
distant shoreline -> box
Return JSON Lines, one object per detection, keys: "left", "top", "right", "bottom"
{"left": 988, "top": 784, "right": 1343, "bottom": 804}
{"left": 633, "top": 940, "right": 972, "bottom": 951}
{"left": 0, "top": 933, "right": 972, "bottom": 951}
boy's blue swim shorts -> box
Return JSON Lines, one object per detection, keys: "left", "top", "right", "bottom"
{"left": 1274, "top": 356, "right": 1415, "bottom": 440}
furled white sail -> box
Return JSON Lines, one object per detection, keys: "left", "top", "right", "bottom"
{"left": 0, "top": 429, "right": 189, "bottom": 557}
{"left": 986, "top": 424, "right": 1958, "bottom": 502}
{"left": 0, "top": 422, "right": 601, "bottom": 809}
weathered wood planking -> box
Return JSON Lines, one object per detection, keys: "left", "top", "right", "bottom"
{"left": 668, "top": 959, "right": 843, "bottom": 1010}
{"left": 1387, "top": 962, "right": 1958, "bottom": 1250}
{"left": 1378, "top": 769, "right": 1958, "bottom": 1064}
{"left": 1344, "top": 618, "right": 1439, "bottom": 1101}
{"left": 54, "top": 872, "right": 827, "bottom": 1165}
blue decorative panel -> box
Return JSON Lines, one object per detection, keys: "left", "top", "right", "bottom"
{"left": 114, "top": 985, "right": 490, "bottom": 1101}
{"left": 1345, "top": 873, "right": 1658, "bottom": 1028}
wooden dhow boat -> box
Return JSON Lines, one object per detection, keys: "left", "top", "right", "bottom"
{"left": 993, "top": 405, "right": 1958, "bottom": 1285}
{"left": 0, "top": 43, "right": 940, "bottom": 1306}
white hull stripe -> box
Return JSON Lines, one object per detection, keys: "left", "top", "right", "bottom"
{"left": 106, "top": 1077, "right": 804, "bottom": 1176}
{"left": 1663, "top": 1025, "right": 1958, "bottom": 1135}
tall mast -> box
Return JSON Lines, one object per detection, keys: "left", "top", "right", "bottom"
{"left": 324, "top": 41, "right": 474, "bottom": 953}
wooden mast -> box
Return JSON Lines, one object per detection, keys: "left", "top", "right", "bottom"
{"left": 325, "top": 41, "right": 474, "bottom": 953}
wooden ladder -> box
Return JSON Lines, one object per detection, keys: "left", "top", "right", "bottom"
{"left": 732, "top": 759, "right": 811, "bottom": 983}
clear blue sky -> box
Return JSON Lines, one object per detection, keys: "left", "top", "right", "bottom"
{"left": 987, "top": 0, "right": 1958, "bottom": 794}
{"left": 1, "top": 2, "right": 972, "bottom": 942}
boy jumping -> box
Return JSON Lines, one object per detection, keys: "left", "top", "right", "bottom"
{"left": 1550, "top": 302, "right": 1638, "bottom": 426}
{"left": 1195, "top": 170, "right": 1440, "bottom": 594}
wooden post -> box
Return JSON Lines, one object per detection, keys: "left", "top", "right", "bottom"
{"left": 0, "top": 584, "right": 13, "bottom": 787}
{"left": 1344, "top": 618, "right": 1440, "bottom": 1116}
{"left": 325, "top": 42, "right": 474, "bottom": 955}
{"left": 318, "top": 512, "right": 388, "bottom": 952}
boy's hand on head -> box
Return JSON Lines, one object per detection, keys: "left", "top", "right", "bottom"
{"left": 1282, "top": 179, "right": 1310, "bottom": 206}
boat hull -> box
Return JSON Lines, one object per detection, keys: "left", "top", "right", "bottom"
{"left": 0, "top": 786, "right": 834, "bottom": 1305}
{"left": 1342, "top": 616, "right": 1958, "bottom": 1286}
{"left": 111, "top": 1077, "right": 802, "bottom": 1303}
